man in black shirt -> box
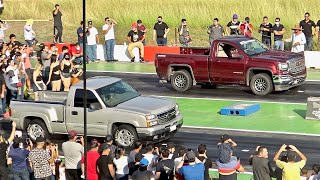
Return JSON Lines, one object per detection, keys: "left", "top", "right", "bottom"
{"left": 197, "top": 144, "right": 213, "bottom": 180}
{"left": 273, "top": 18, "right": 286, "bottom": 50}
{"left": 127, "top": 23, "right": 145, "bottom": 62}
{"left": 226, "top": 14, "right": 240, "bottom": 35}
{"left": 96, "top": 143, "right": 116, "bottom": 180}
{"left": 0, "top": 121, "right": 16, "bottom": 179}
{"left": 155, "top": 148, "right": 174, "bottom": 180}
{"left": 153, "top": 16, "right": 170, "bottom": 46}
{"left": 53, "top": 4, "right": 63, "bottom": 43}
{"left": 300, "top": 12, "right": 316, "bottom": 51}
{"left": 259, "top": 16, "right": 273, "bottom": 48}
{"left": 252, "top": 146, "right": 274, "bottom": 180}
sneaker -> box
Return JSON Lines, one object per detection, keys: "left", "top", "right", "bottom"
{"left": 140, "top": 57, "right": 145, "bottom": 63}
{"left": 131, "top": 57, "right": 135, "bottom": 62}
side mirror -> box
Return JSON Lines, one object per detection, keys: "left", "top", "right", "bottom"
{"left": 89, "top": 102, "right": 101, "bottom": 111}
{"left": 231, "top": 55, "right": 243, "bottom": 59}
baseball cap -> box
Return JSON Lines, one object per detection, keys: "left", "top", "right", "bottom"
{"left": 140, "top": 158, "right": 149, "bottom": 167}
{"left": 88, "top": 21, "right": 93, "bottom": 25}
{"left": 131, "top": 23, "right": 137, "bottom": 28}
{"left": 186, "top": 151, "right": 196, "bottom": 160}
{"left": 233, "top": 14, "right": 238, "bottom": 19}
{"left": 100, "top": 143, "right": 112, "bottom": 151}
{"left": 35, "top": 137, "right": 45, "bottom": 143}
{"left": 68, "top": 130, "right": 77, "bottom": 138}
{"left": 104, "top": 135, "right": 113, "bottom": 143}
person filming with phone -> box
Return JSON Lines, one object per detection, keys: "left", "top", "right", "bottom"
{"left": 273, "top": 144, "right": 307, "bottom": 180}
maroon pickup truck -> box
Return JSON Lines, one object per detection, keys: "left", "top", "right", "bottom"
{"left": 155, "top": 36, "right": 306, "bottom": 95}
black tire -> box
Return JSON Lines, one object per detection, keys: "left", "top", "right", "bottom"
{"left": 27, "top": 119, "right": 50, "bottom": 141}
{"left": 171, "top": 70, "right": 193, "bottom": 92}
{"left": 114, "top": 125, "right": 138, "bottom": 147}
{"left": 250, "top": 73, "right": 273, "bottom": 96}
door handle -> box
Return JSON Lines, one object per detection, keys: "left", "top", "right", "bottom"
{"left": 71, "top": 111, "right": 78, "bottom": 115}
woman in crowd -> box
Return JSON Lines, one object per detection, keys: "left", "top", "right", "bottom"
{"left": 70, "top": 61, "right": 83, "bottom": 86}
{"left": 46, "top": 54, "right": 61, "bottom": 91}
{"left": 113, "top": 146, "right": 129, "bottom": 180}
{"left": 60, "top": 53, "right": 72, "bottom": 91}
{"left": 33, "top": 62, "right": 46, "bottom": 100}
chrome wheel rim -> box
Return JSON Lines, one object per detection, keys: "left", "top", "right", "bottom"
{"left": 254, "top": 78, "right": 267, "bottom": 92}
{"left": 116, "top": 129, "right": 134, "bottom": 146}
{"left": 28, "top": 124, "right": 45, "bottom": 140}
{"left": 174, "top": 75, "right": 187, "bottom": 88}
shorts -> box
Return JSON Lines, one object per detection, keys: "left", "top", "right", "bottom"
{"left": 33, "top": 82, "right": 45, "bottom": 92}
{"left": 61, "top": 72, "right": 71, "bottom": 78}
{"left": 26, "top": 68, "right": 32, "bottom": 80}
{"left": 52, "top": 73, "right": 61, "bottom": 81}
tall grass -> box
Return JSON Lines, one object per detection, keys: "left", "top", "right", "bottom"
{"left": 1, "top": 0, "right": 320, "bottom": 48}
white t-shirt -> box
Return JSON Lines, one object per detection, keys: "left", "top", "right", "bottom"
{"left": 87, "top": 27, "right": 98, "bottom": 45}
{"left": 103, "top": 24, "right": 115, "bottom": 41}
{"left": 0, "top": 26, "right": 7, "bottom": 40}
{"left": 62, "top": 141, "right": 84, "bottom": 169}
{"left": 285, "top": 32, "right": 306, "bottom": 53}
{"left": 6, "top": 66, "right": 19, "bottom": 84}
{"left": 113, "top": 156, "right": 129, "bottom": 175}
{"left": 143, "top": 153, "right": 158, "bottom": 172}
{"left": 24, "top": 25, "right": 34, "bottom": 40}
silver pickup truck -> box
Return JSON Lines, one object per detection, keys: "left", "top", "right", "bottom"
{"left": 10, "top": 76, "right": 183, "bottom": 147}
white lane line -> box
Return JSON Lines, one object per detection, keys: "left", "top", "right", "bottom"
{"left": 182, "top": 125, "right": 320, "bottom": 137}
{"left": 151, "top": 95, "right": 306, "bottom": 105}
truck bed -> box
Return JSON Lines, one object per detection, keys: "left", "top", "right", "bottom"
{"left": 38, "top": 91, "right": 68, "bottom": 103}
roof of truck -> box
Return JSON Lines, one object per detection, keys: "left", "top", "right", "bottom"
{"left": 216, "top": 35, "right": 254, "bottom": 43}
{"left": 73, "top": 76, "right": 121, "bottom": 89}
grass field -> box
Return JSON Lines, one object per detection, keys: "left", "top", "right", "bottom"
{"left": 2, "top": 0, "right": 320, "bottom": 49}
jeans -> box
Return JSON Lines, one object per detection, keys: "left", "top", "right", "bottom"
{"left": 105, "top": 39, "right": 115, "bottom": 60}
{"left": 116, "top": 174, "right": 128, "bottom": 180}
{"left": 20, "top": 77, "right": 26, "bottom": 100}
{"left": 262, "top": 38, "right": 271, "bottom": 47}
{"left": 54, "top": 26, "right": 63, "bottom": 43}
{"left": 87, "top": 44, "right": 97, "bottom": 61}
{"left": 73, "top": 57, "right": 84, "bottom": 64}
{"left": 43, "top": 67, "right": 51, "bottom": 90}
{"left": 157, "top": 37, "right": 167, "bottom": 46}
{"left": 305, "top": 36, "right": 313, "bottom": 51}
{"left": 274, "top": 40, "right": 284, "bottom": 50}
{"left": 12, "top": 168, "right": 30, "bottom": 180}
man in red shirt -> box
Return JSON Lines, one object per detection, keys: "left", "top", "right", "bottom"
{"left": 137, "top": 20, "right": 147, "bottom": 45}
{"left": 81, "top": 139, "right": 100, "bottom": 180}
{"left": 71, "top": 42, "right": 84, "bottom": 65}
{"left": 239, "top": 17, "right": 253, "bottom": 37}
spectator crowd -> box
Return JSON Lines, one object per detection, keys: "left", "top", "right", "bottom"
{"left": 0, "top": 124, "right": 319, "bottom": 180}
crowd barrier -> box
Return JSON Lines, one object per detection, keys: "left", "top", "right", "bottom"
{"left": 43, "top": 43, "right": 320, "bottom": 68}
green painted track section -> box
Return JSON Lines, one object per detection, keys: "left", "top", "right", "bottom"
{"left": 30, "top": 60, "right": 320, "bottom": 80}
{"left": 169, "top": 97, "right": 320, "bottom": 135}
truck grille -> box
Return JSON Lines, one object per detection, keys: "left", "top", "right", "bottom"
{"left": 288, "top": 58, "right": 305, "bottom": 74}
{"left": 157, "top": 108, "right": 176, "bottom": 124}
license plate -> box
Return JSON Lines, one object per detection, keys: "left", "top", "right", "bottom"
{"left": 170, "top": 125, "right": 177, "bottom": 132}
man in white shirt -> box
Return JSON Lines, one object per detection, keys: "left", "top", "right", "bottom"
{"left": 86, "top": 21, "right": 99, "bottom": 63}
{"left": 24, "top": 19, "right": 36, "bottom": 49}
{"left": 0, "top": 20, "right": 7, "bottom": 41}
{"left": 284, "top": 24, "right": 306, "bottom": 53}
{"left": 103, "top": 17, "right": 117, "bottom": 62}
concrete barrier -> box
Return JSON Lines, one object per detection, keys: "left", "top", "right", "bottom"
{"left": 304, "top": 51, "right": 320, "bottom": 69}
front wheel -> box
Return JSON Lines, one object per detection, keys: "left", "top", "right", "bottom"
{"left": 171, "top": 70, "right": 192, "bottom": 92}
{"left": 250, "top": 73, "right": 273, "bottom": 96}
{"left": 27, "top": 119, "right": 50, "bottom": 141}
{"left": 114, "top": 125, "right": 138, "bottom": 147}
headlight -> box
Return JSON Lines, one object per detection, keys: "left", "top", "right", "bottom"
{"left": 175, "top": 104, "right": 180, "bottom": 115}
{"left": 146, "top": 114, "right": 158, "bottom": 127}
{"left": 278, "top": 63, "right": 288, "bottom": 71}
{"left": 145, "top": 114, "right": 157, "bottom": 120}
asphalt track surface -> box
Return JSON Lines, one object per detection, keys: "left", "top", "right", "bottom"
{"left": 86, "top": 71, "right": 320, "bottom": 103}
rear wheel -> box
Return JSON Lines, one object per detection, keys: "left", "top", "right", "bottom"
{"left": 171, "top": 70, "right": 192, "bottom": 92}
{"left": 114, "top": 125, "right": 138, "bottom": 147}
{"left": 250, "top": 73, "right": 273, "bottom": 95}
{"left": 27, "top": 119, "right": 49, "bottom": 141}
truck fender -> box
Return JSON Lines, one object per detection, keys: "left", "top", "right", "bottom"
{"left": 169, "top": 64, "right": 197, "bottom": 85}
{"left": 109, "top": 121, "right": 139, "bottom": 135}
{"left": 20, "top": 113, "right": 53, "bottom": 134}
{"left": 246, "top": 68, "right": 274, "bottom": 86}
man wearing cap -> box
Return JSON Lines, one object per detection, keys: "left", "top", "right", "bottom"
{"left": 103, "top": 17, "right": 117, "bottom": 62}
{"left": 0, "top": 121, "right": 16, "bottom": 179}
{"left": 62, "top": 130, "right": 84, "bottom": 180}
{"left": 274, "top": 144, "right": 307, "bottom": 180}
{"left": 259, "top": 16, "right": 273, "bottom": 48}
{"left": 53, "top": 4, "right": 63, "bottom": 43}
{"left": 226, "top": 14, "right": 240, "bottom": 35}
{"left": 127, "top": 23, "right": 145, "bottom": 62}
{"left": 81, "top": 139, "right": 100, "bottom": 180}
{"left": 96, "top": 143, "right": 116, "bottom": 180}
{"left": 86, "top": 21, "right": 99, "bottom": 63}
{"left": 29, "top": 137, "right": 55, "bottom": 180}
{"left": 137, "top": 20, "right": 147, "bottom": 45}
{"left": 284, "top": 25, "right": 306, "bottom": 53}
{"left": 153, "top": 16, "right": 170, "bottom": 46}
{"left": 176, "top": 150, "right": 205, "bottom": 180}
{"left": 239, "top": 17, "right": 253, "bottom": 37}
{"left": 99, "top": 134, "right": 117, "bottom": 158}
{"left": 208, "top": 18, "right": 224, "bottom": 45}
{"left": 132, "top": 158, "right": 154, "bottom": 180}
{"left": 299, "top": 12, "right": 316, "bottom": 51}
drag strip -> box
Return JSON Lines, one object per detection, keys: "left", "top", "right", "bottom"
{"left": 86, "top": 71, "right": 319, "bottom": 103}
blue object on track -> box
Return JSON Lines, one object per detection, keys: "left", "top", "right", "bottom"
{"left": 220, "top": 103, "right": 260, "bottom": 116}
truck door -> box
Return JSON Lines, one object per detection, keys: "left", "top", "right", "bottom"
{"left": 210, "top": 42, "right": 246, "bottom": 84}
{"left": 66, "top": 89, "right": 107, "bottom": 136}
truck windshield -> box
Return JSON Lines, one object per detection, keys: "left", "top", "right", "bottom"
{"left": 96, "top": 80, "right": 140, "bottom": 107}
{"left": 239, "top": 39, "right": 269, "bottom": 56}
